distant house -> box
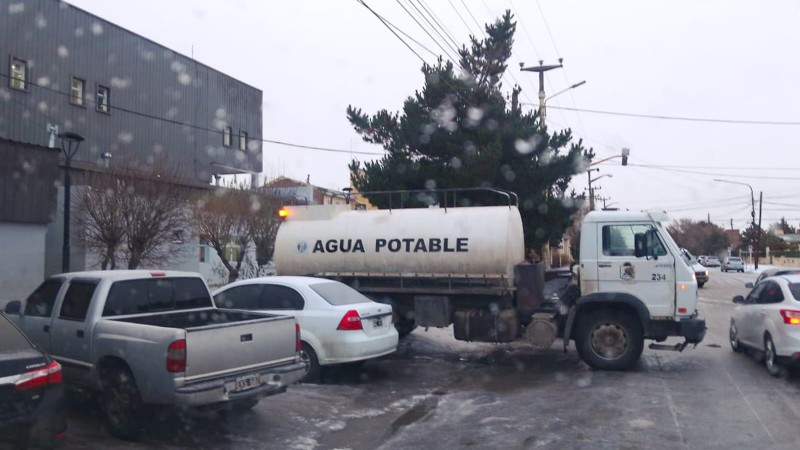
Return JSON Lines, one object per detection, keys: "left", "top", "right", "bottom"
{"left": 264, "top": 176, "right": 360, "bottom": 207}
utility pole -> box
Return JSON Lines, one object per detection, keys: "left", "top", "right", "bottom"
{"left": 755, "top": 191, "right": 763, "bottom": 269}
{"left": 520, "top": 59, "right": 563, "bottom": 123}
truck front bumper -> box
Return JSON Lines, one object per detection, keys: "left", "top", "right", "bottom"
{"left": 679, "top": 317, "right": 706, "bottom": 344}
{"left": 173, "top": 362, "right": 306, "bottom": 407}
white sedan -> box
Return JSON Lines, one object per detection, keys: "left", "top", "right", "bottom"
{"left": 729, "top": 274, "right": 800, "bottom": 376}
{"left": 213, "top": 276, "right": 398, "bottom": 383}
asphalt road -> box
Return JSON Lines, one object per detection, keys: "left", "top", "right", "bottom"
{"left": 57, "top": 269, "right": 800, "bottom": 450}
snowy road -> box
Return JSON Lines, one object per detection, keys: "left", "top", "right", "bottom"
{"left": 60, "top": 267, "right": 800, "bottom": 449}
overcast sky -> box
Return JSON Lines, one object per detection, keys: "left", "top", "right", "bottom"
{"left": 66, "top": 0, "right": 800, "bottom": 232}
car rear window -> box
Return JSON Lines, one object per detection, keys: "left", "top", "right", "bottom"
{"left": 0, "top": 314, "right": 33, "bottom": 352}
{"left": 309, "top": 281, "right": 372, "bottom": 306}
{"left": 729, "top": 257, "right": 742, "bottom": 262}
{"left": 103, "top": 277, "right": 212, "bottom": 316}
{"left": 790, "top": 283, "right": 800, "bottom": 300}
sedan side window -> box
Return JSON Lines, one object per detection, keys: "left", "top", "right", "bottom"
{"left": 758, "top": 281, "right": 784, "bottom": 304}
{"left": 745, "top": 283, "right": 765, "bottom": 304}
{"left": 260, "top": 285, "right": 305, "bottom": 310}
{"left": 214, "top": 285, "right": 263, "bottom": 310}
{"left": 24, "top": 279, "right": 63, "bottom": 317}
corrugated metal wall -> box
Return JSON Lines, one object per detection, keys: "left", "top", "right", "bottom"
{"left": 0, "top": 138, "right": 59, "bottom": 223}
{"left": 0, "top": 0, "right": 263, "bottom": 184}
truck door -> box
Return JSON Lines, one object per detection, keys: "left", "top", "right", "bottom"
{"left": 50, "top": 279, "right": 99, "bottom": 384}
{"left": 597, "top": 224, "right": 675, "bottom": 317}
{"left": 15, "top": 279, "right": 65, "bottom": 351}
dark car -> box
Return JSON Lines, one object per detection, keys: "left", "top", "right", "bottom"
{"left": 0, "top": 312, "right": 66, "bottom": 449}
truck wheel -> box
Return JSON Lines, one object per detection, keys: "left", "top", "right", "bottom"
{"left": 697, "top": 282, "right": 705, "bottom": 288}
{"left": 102, "top": 366, "right": 143, "bottom": 440}
{"left": 576, "top": 310, "right": 643, "bottom": 371}
{"left": 299, "top": 342, "right": 321, "bottom": 384}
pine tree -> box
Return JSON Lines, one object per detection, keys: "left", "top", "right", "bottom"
{"left": 346, "top": 11, "right": 592, "bottom": 250}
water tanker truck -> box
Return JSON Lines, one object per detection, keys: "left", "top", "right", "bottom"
{"left": 273, "top": 189, "right": 706, "bottom": 370}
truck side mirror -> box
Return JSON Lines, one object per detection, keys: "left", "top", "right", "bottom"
{"left": 4, "top": 300, "right": 21, "bottom": 315}
{"left": 745, "top": 282, "right": 754, "bottom": 289}
{"left": 634, "top": 233, "right": 647, "bottom": 258}
{"left": 732, "top": 295, "right": 745, "bottom": 304}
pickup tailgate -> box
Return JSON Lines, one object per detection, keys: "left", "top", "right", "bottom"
{"left": 183, "top": 311, "right": 297, "bottom": 381}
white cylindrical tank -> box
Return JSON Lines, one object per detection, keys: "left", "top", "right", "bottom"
{"left": 274, "top": 204, "right": 525, "bottom": 284}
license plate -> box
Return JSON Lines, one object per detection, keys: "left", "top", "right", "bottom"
{"left": 373, "top": 317, "right": 383, "bottom": 327}
{"left": 235, "top": 374, "right": 260, "bottom": 392}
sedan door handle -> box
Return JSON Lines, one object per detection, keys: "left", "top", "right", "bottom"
{"left": 76, "top": 330, "right": 84, "bottom": 338}
{"left": 599, "top": 262, "right": 612, "bottom": 268}
{"left": 43, "top": 325, "right": 50, "bottom": 333}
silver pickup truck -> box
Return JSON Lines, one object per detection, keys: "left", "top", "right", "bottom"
{"left": 3, "top": 270, "right": 306, "bottom": 439}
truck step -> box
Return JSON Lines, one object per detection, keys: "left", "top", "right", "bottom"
{"left": 648, "top": 341, "right": 690, "bottom": 352}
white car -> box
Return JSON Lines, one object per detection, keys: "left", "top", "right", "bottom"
{"left": 729, "top": 274, "right": 800, "bottom": 376}
{"left": 213, "top": 276, "right": 398, "bottom": 382}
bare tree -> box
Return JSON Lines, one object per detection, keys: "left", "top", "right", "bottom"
{"left": 193, "top": 186, "right": 251, "bottom": 282}
{"left": 76, "top": 167, "right": 192, "bottom": 270}
{"left": 248, "top": 189, "right": 284, "bottom": 267}
{"left": 75, "top": 172, "right": 125, "bottom": 269}
{"left": 193, "top": 183, "right": 284, "bottom": 282}
{"left": 117, "top": 172, "right": 190, "bottom": 269}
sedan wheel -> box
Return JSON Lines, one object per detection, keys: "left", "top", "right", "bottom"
{"left": 729, "top": 320, "right": 742, "bottom": 353}
{"left": 764, "top": 335, "right": 784, "bottom": 377}
{"left": 299, "top": 342, "right": 321, "bottom": 384}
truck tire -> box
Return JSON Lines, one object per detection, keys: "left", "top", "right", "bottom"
{"left": 575, "top": 310, "right": 644, "bottom": 371}
{"left": 698, "top": 281, "right": 705, "bottom": 288}
{"left": 101, "top": 366, "right": 143, "bottom": 440}
{"left": 299, "top": 342, "right": 321, "bottom": 384}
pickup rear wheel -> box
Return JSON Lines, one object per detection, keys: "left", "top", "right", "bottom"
{"left": 101, "top": 366, "right": 143, "bottom": 440}
{"left": 576, "top": 310, "right": 644, "bottom": 371}
{"left": 299, "top": 342, "right": 321, "bottom": 384}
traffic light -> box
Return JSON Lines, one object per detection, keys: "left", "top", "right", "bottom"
{"left": 621, "top": 147, "right": 630, "bottom": 166}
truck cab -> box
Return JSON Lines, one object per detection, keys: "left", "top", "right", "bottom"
{"left": 571, "top": 211, "right": 706, "bottom": 368}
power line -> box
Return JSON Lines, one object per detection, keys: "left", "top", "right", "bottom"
{"left": 1, "top": 72, "right": 384, "bottom": 156}
{"left": 413, "top": 0, "right": 461, "bottom": 54}
{"left": 395, "top": 0, "right": 459, "bottom": 63}
{"left": 628, "top": 163, "right": 800, "bottom": 180}
{"left": 547, "top": 105, "right": 800, "bottom": 126}
{"left": 357, "top": 0, "right": 428, "bottom": 64}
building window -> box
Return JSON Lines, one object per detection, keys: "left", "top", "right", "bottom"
{"left": 239, "top": 130, "right": 247, "bottom": 150}
{"left": 70, "top": 77, "right": 85, "bottom": 106}
{"left": 9, "top": 57, "right": 27, "bottom": 90}
{"left": 223, "top": 126, "right": 232, "bottom": 147}
{"left": 96, "top": 84, "right": 110, "bottom": 113}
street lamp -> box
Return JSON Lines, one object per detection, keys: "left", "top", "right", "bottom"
{"left": 713, "top": 178, "right": 761, "bottom": 269}
{"left": 58, "top": 132, "right": 84, "bottom": 273}
{"left": 588, "top": 171, "right": 612, "bottom": 211}
{"left": 590, "top": 147, "right": 630, "bottom": 167}
{"left": 536, "top": 80, "right": 586, "bottom": 123}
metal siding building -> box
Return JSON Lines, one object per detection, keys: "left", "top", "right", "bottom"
{"left": 0, "top": 0, "right": 262, "bottom": 184}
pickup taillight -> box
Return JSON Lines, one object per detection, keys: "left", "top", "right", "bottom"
{"left": 15, "top": 361, "right": 62, "bottom": 390}
{"left": 296, "top": 323, "right": 301, "bottom": 352}
{"left": 167, "top": 339, "right": 187, "bottom": 373}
